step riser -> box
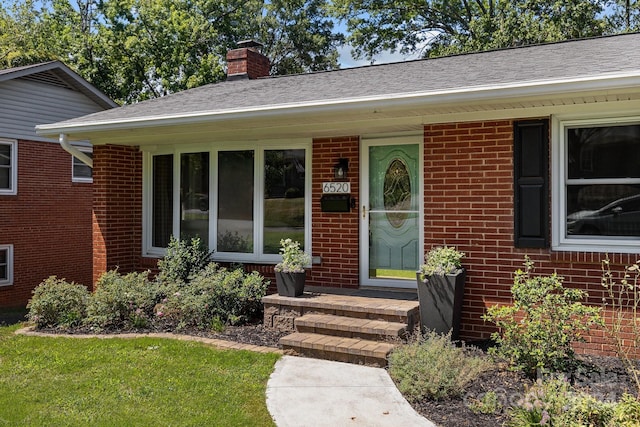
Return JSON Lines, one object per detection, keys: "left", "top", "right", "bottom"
{"left": 296, "top": 325, "right": 405, "bottom": 341}
{"left": 282, "top": 345, "right": 387, "bottom": 368}
{"left": 265, "top": 305, "right": 419, "bottom": 332}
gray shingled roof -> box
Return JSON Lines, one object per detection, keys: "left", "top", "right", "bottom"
{"left": 39, "top": 33, "right": 640, "bottom": 128}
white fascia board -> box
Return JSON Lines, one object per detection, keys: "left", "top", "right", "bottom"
{"left": 35, "top": 71, "right": 640, "bottom": 136}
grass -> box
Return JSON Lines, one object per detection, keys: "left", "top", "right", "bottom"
{"left": 0, "top": 324, "right": 280, "bottom": 426}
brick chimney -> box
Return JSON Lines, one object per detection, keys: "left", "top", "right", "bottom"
{"left": 226, "top": 40, "right": 270, "bottom": 81}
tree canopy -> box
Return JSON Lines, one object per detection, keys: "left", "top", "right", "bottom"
{"left": 332, "top": 0, "right": 635, "bottom": 61}
{"left": 0, "top": 0, "right": 342, "bottom": 104}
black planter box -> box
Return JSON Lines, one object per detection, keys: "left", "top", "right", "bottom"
{"left": 416, "top": 269, "right": 466, "bottom": 340}
{"left": 275, "top": 271, "right": 306, "bottom": 297}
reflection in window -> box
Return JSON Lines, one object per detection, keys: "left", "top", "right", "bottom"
{"left": 72, "top": 151, "right": 93, "bottom": 181}
{"left": 264, "top": 149, "right": 305, "bottom": 254}
{"left": 565, "top": 124, "right": 640, "bottom": 237}
{"left": 152, "top": 155, "right": 173, "bottom": 248}
{"left": 180, "top": 152, "right": 209, "bottom": 243}
{"left": 218, "top": 151, "right": 254, "bottom": 253}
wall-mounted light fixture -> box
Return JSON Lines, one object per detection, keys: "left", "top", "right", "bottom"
{"left": 334, "top": 158, "right": 349, "bottom": 180}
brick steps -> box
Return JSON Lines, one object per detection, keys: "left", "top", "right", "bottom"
{"left": 263, "top": 292, "right": 419, "bottom": 367}
{"left": 295, "top": 313, "right": 407, "bottom": 341}
{"left": 280, "top": 332, "right": 396, "bottom": 367}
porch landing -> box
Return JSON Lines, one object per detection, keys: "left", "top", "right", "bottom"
{"left": 263, "top": 288, "right": 419, "bottom": 367}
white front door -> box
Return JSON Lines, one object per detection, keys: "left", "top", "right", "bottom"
{"left": 360, "top": 136, "right": 423, "bottom": 288}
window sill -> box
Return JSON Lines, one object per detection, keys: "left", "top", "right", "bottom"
{"left": 553, "top": 238, "right": 640, "bottom": 254}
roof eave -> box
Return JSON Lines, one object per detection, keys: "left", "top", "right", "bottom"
{"left": 35, "top": 72, "right": 640, "bottom": 137}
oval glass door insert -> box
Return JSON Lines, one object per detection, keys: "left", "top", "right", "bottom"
{"left": 383, "top": 158, "right": 411, "bottom": 228}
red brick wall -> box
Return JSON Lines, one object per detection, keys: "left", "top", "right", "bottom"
{"left": 0, "top": 139, "right": 92, "bottom": 308}
{"left": 424, "top": 120, "right": 638, "bottom": 353}
{"left": 92, "top": 144, "right": 143, "bottom": 284}
{"left": 308, "top": 136, "right": 360, "bottom": 288}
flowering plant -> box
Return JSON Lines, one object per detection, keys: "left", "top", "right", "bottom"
{"left": 419, "top": 246, "right": 465, "bottom": 278}
{"left": 274, "top": 238, "right": 311, "bottom": 273}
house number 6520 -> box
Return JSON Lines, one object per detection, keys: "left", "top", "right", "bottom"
{"left": 322, "top": 182, "right": 351, "bottom": 194}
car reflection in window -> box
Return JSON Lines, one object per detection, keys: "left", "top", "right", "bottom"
{"left": 567, "top": 194, "right": 640, "bottom": 236}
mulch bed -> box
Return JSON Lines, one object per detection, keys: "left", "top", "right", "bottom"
{"left": 410, "top": 352, "right": 637, "bottom": 427}
{"left": 11, "top": 318, "right": 640, "bottom": 426}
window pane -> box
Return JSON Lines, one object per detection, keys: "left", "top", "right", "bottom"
{"left": 567, "top": 125, "right": 640, "bottom": 179}
{"left": 152, "top": 154, "right": 173, "bottom": 247}
{"left": 180, "top": 152, "right": 209, "bottom": 244}
{"left": 0, "top": 144, "right": 10, "bottom": 166}
{"left": 0, "top": 249, "right": 6, "bottom": 280}
{"left": 567, "top": 184, "right": 640, "bottom": 237}
{"left": 73, "top": 153, "right": 93, "bottom": 179}
{"left": 0, "top": 168, "right": 8, "bottom": 189}
{"left": 218, "top": 151, "right": 254, "bottom": 253}
{"left": 264, "top": 149, "right": 305, "bottom": 254}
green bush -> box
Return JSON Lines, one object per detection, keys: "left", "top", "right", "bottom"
{"left": 157, "top": 264, "right": 268, "bottom": 330}
{"left": 468, "top": 391, "right": 503, "bottom": 415}
{"left": 388, "top": 331, "right": 491, "bottom": 401}
{"left": 27, "top": 276, "right": 90, "bottom": 328}
{"left": 85, "top": 270, "right": 161, "bottom": 330}
{"left": 483, "top": 257, "right": 603, "bottom": 377}
{"left": 612, "top": 394, "right": 640, "bottom": 426}
{"left": 157, "top": 236, "right": 214, "bottom": 285}
{"left": 507, "top": 376, "right": 615, "bottom": 427}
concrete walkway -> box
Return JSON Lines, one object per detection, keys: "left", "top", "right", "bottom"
{"left": 266, "top": 356, "right": 435, "bottom": 427}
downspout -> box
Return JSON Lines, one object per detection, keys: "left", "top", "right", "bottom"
{"left": 59, "top": 133, "right": 92, "bottom": 168}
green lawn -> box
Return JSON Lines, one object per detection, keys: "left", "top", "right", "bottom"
{"left": 0, "top": 325, "right": 279, "bottom": 426}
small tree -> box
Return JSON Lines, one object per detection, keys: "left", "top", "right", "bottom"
{"left": 601, "top": 257, "right": 640, "bottom": 396}
{"left": 483, "top": 257, "right": 602, "bottom": 377}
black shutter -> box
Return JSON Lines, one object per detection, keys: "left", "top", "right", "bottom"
{"left": 514, "top": 120, "right": 549, "bottom": 248}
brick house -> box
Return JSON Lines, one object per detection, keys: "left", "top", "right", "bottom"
{"left": 37, "top": 35, "right": 640, "bottom": 349}
{"left": 0, "top": 61, "right": 116, "bottom": 308}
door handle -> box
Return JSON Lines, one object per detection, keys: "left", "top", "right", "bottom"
{"left": 362, "top": 205, "right": 366, "bottom": 218}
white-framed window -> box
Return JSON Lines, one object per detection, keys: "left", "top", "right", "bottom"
{"left": 0, "top": 139, "right": 17, "bottom": 195}
{"left": 72, "top": 148, "right": 93, "bottom": 182}
{"left": 142, "top": 140, "right": 312, "bottom": 263}
{"left": 552, "top": 116, "right": 640, "bottom": 253}
{"left": 0, "top": 244, "right": 13, "bottom": 286}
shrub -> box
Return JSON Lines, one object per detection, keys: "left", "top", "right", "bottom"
{"left": 27, "top": 276, "right": 90, "bottom": 328}
{"left": 601, "top": 257, "right": 640, "bottom": 396}
{"left": 157, "top": 236, "right": 214, "bottom": 285}
{"left": 419, "top": 245, "right": 465, "bottom": 277}
{"left": 158, "top": 264, "right": 268, "bottom": 330}
{"left": 468, "top": 391, "right": 503, "bottom": 415}
{"left": 388, "top": 331, "right": 491, "bottom": 401}
{"left": 507, "top": 376, "right": 615, "bottom": 427}
{"left": 509, "top": 378, "right": 640, "bottom": 427}
{"left": 612, "top": 394, "right": 640, "bottom": 426}
{"left": 85, "top": 270, "right": 161, "bottom": 330}
{"left": 483, "top": 257, "right": 602, "bottom": 377}
{"left": 274, "top": 238, "right": 310, "bottom": 273}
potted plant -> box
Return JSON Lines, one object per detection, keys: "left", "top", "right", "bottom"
{"left": 416, "top": 246, "right": 466, "bottom": 340}
{"left": 274, "top": 238, "right": 311, "bottom": 297}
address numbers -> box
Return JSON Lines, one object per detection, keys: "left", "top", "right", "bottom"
{"left": 322, "top": 182, "right": 351, "bottom": 194}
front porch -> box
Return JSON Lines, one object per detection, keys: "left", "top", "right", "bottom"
{"left": 263, "top": 286, "right": 419, "bottom": 367}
